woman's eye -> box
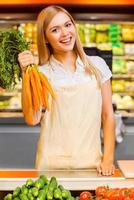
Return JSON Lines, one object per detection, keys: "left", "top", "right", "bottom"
{"left": 52, "top": 28, "right": 58, "bottom": 33}
{"left": 66, "top": 22, "right": 72, "bottom": 27}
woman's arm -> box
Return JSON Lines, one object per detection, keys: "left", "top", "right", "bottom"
{"left": 97, "top": 80, "right": 116, "bottom": 176}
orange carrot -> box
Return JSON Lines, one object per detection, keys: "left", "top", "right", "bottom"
{"left": 31, "top": 66, "right": 42, "bottom": 94}
{"left": 42, "top": 85, "right": 49, "bottom": 110}
{"left": 29, "top": 68, "right": 40, "bottom": 112}
{"left": 22, "top": 69, "right": 35, "bottom": 125}
{"left": 25, "top": 70, "right": 33, "bottom": 109}
{"left": 30, "top": 67, "right": 42, "bottom": 107}
{"left": 39, "top": 72, "right": 55, "bottom": 99}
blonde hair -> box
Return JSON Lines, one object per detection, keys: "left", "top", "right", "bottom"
{"left": 37, "top": 5, "right": 101, "bottom": 86}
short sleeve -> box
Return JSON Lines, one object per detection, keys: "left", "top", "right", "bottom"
{"left": 88, "top": 56, "right": 112, "bottom": 83}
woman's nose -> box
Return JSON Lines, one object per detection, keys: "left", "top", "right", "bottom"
{"left": 61, "top": 27, "right": 69, "bottom": 36}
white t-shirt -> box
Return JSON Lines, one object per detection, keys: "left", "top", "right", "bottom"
{"left": 39, "top": 55, "right": 112, "bottom": 87}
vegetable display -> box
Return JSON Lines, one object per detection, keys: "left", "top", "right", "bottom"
{"left": 0, "top": 28, "right": 29, "bottom": 89}
{"left": 4, "top": 176, "right": 134, "bottom": 200}
{"left": 4, "top": 175, "right": 75, "bottom": 200}
{"left": 95, "top": 186, "right": 134, "bottom": 200}
{"left": 79, "top": 187, "right": 134, "bottom": 200}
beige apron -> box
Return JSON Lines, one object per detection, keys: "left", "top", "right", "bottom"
{"left": 35, "top": 69, "right": 102, "bottom": 169}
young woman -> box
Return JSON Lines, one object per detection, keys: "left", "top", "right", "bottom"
{"left": 18, "top": 5, "right": 115, "bottom": 176}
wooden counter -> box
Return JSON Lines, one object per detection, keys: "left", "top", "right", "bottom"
{"left": 0, "top": 168, "right": 134, "bottom": 191}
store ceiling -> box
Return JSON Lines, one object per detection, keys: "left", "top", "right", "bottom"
{"left": 0, "top": 0, "right": 134, "bottom": 5}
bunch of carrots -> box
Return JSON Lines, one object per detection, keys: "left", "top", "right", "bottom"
{"left": 22, "top": 65, "right": 55, "bottom": 125}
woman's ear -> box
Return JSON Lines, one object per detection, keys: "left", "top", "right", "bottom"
{"left": 45, "top": 36, "right": 49, "bottom": 44}
{"left": 45, "top": 40, "right": 48, "bottom": 44}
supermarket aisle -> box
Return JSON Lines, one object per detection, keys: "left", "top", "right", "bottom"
{"left": 115, "top": 123, "right": 134, "bottom": 161}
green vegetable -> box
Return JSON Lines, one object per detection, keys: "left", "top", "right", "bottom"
{"left": 4, "top": 193, "right": 13, "bottom": 200}
{"left": 3, "top": 175, "right": 75, "bottom": 200}
{"left": 39, "top": 175, "right": 49, "bottom": 185}
{"left": 49, "top": 176, "right": 58, "bottom": 191}
{"left": 31, "top": 187, "right": 39, "bottom": 197}
{"left": 54, "top": 188, "right": 62, "bottom": 199}
{"left": 58, "top": 185, "right": 64, "bottom": 191}
{"left": 13, "top": 186, "right": 21, "bottom": 197}
{"left": 21, "top": 185, "right": 29, "bottom": 195}
{"left": 34, "top": 178, "right": 44, "bottom": 189}
{"left": 26, "top": 178, "right": 34, "bottom": 188}
{"left": 19, "top": 193, "right": 29, "bottom": 200}
{"left": 0, "top": 28, "right": 29, "bottom": 89}
{"left": 66, "top": 190, "right": 72, "bottom": 200}
{"left": 13, "top": 197, "right": 21, "bottom": 200}
{"left": 58, "top": 185, "right": 69, "bottom": 199}
{"left": 27, "top": 193, "right": 34, "bottom": 200}
{"left": 37, "top": 189, "right": 47, "bottom": 200}
{"left": 62, "top": 189, "right": 70, "bottom": 199}
{"left": 47, "top": 190, "right": 53, "bottom": 200}
{"left": 43, "top": 184, "right": 49, "bottom": 192}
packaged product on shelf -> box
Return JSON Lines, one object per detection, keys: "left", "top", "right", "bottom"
{"left": 125, "top": 81, "right": 134, "bottom": 92}
{"left": 112, "top": 80, "right": 126, "bottom": 92}
{"left": 96, "top": 32, "right": 109, "bottom": 43}
{"left": 95, "top": 24, "right": 109, "bottom": 31}
{"left": 112, "top": 59, "right": 126, "bottom": 74}
{"left": 112, "top": 93, "right": 122, "bottom": 104}
{"left": 121, "top": 95, "right": 134, "bottom": 109}
{"left": 18, "top": 22, "right": 37, "bottom": 55}
{"left": 9, "top": 93, "right": 21, "bottom": 109}
{"left": 112, "top": 42, "right": 124, "bottom": 55}
{"left": 97, "top": 43, "right": 112, "bottom": 50}
{"left": 0, "top": 100, "right": 9, "bottom": 109}
{"left": 108, "top": 24, "right": 122, "bottom": 42}
{"left": 84, "top": 24, "right": 96, "bottom": 44}
{"left": 112, "top": 93, "right": 134, "bottom": 109}
{"left": 126, "top": 60, "right": 134, "bottom": 73}
{"left": 122, "top": 24, "right": 134, "bottom": 42}
{"left": 125, "top": 44, "right": 134, "bottom": 55}
{"left": 76, "top": 23, "right": 85, "bottom": 44}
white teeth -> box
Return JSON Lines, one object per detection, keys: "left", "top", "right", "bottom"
{"left": 61, "top": 38, "right": 71, "bottom": 43}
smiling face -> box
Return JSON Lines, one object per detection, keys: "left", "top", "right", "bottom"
{"left": 45, "top": 11, "right": 76, "bottom": 54}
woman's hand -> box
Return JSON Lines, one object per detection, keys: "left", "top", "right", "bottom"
{"left": 97, "top": 161, "right": 115, "bottom": 176}
{"left": 18, "top": 50, "right": 36, "bottom": 72}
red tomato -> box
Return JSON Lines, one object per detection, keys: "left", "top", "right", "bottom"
{"left": 95, "top": 197, "right": 103, "bottom": 200}
{"left": 109, "top": 189, "right": 120, "bottom": 200}
{"left": 104, "top": 189, "right": 115, "bottom": 199}
{"left": 101, "top": 199, "right": 109, "bottom": 200}
{"left": 123, "top": 197, "right": 131, "bottom": 200}
{"left": 129, "top": 188, "right": 134, "bottom": 198}
{"left": 80, "top": 191, "right": 92, "bottom": 200}
{"left": 96, "top": 186, "right": 108, "bottom": 197}
{"left": 119, "top": 188, "right": 130, "bottom": 200}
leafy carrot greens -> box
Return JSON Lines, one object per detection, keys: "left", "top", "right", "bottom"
{"left": 0, "top": 29, "right": 29, "bottom": 89}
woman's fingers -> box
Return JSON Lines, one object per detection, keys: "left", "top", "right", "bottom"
{"left": 97, "top": 163, "right": 115, "bottom": 176}
{"left": 97, "top": 165, "right": 102, "bottom": 175}
{"left": 18, "top": 50, "right": 35, "bottom": 71}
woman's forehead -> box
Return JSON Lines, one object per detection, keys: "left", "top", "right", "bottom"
{"left": 47, "top": 12, "right": 71, "bottom": 28}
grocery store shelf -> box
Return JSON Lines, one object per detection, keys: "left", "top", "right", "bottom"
{"left": 113, "top": 74, "right": 134, "bottom": 79}
{"left": 113, "top": 91, "right": 134, "bottom": 97}
{"left": 113, "top": 55, "right": 134, "bottom": 60}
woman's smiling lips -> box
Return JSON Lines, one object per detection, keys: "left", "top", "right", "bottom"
{"left": 60, "top": 36, "right": 72, "bottom": 44}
